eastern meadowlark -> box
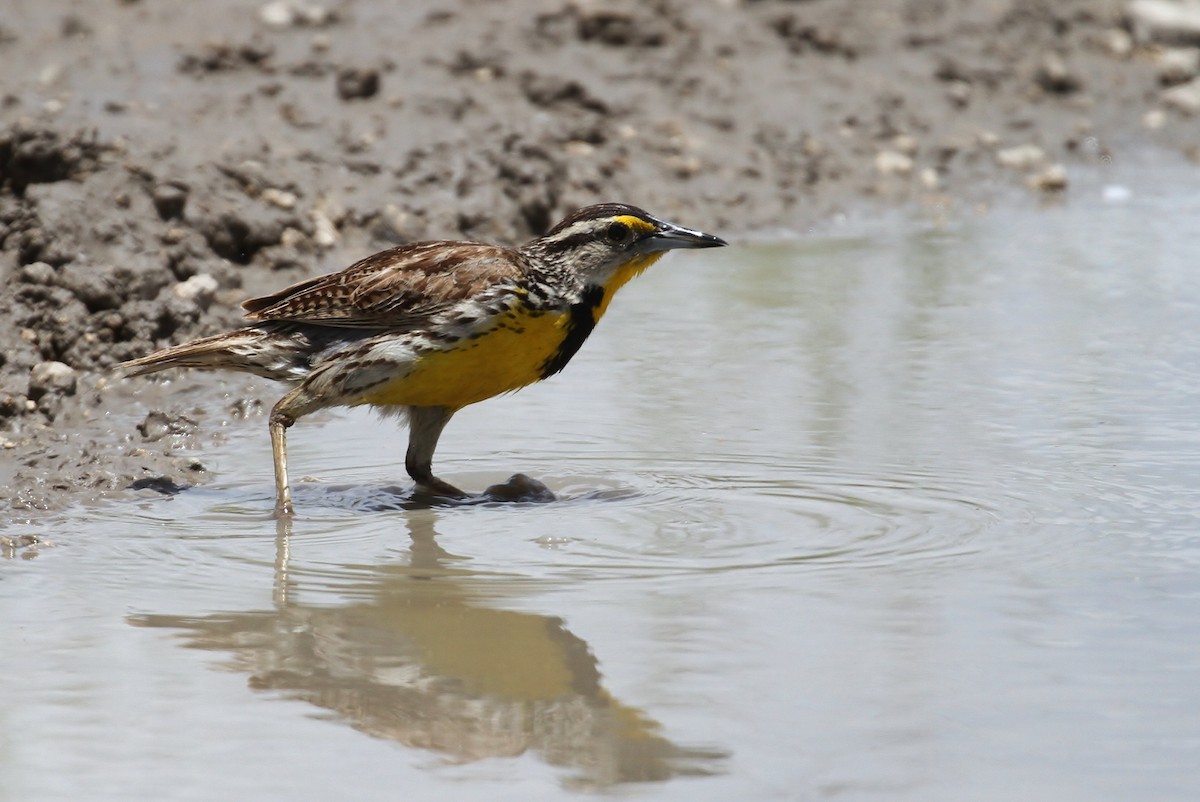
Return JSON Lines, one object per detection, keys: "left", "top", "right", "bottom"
{"left": 120, "top": 203, "right": 726, "bottom": 515}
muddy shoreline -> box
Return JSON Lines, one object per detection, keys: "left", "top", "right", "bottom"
{"left": 2, "top": 0, "right": 1198, "bottom": 522}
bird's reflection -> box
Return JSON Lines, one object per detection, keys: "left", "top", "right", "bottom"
{"left": 130, "top": 511, "right": 725, "bottom": 789}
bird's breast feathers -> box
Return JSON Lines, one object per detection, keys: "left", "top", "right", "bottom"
{"left": 353, "top": 254, "right": 663, "bottom": 410}
{"left": 357, "top": 300, "right": 574, "bottom": 408}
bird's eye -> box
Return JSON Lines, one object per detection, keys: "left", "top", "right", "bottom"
{"left": 605, "top": 221, "right": 631, "bottom": 245}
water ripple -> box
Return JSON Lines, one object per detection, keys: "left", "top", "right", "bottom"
{"left": 481, "top": 454, "right": 1004, "bottom": 581}
{"left": 22, "top": 439, "right": 1158, "bottom": 601}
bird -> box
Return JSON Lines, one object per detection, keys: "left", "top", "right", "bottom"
{"left": 119, "top": 203, "right": 727, "bottom": 516}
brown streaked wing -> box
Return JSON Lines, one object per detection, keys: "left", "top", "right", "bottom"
{"left": 241, "top": 242, "right": 525, "bottom": 329}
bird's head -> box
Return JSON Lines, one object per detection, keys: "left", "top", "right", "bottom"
{"left": 523, "top": 203, "right": 727, "bottom": 290}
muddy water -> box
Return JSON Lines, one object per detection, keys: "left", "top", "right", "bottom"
{"left": 4, "top": 182, "right": 1200, "bottom": 800}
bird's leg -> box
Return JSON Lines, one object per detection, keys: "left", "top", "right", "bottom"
{"left": 269, "top": 383, "right": 325, "bottom": 517}
{"left": 406, "top": 406, "right": 468, "bottom": 498}
{"left": 269, "top": 411, "right": 296, "bottom": 518}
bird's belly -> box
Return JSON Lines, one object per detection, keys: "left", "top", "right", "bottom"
{"left": 358, "top": 309, "right": 570, "bottom": 409}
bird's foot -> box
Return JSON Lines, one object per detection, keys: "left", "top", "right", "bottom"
{"left": 482, "top": 473, "right": 556, "bottom": 503}
{"left": 413, "top": 475, "right": 471, "bottom": 500}
{"left": 411, "top": 473, "right": 555, "bottom": 504}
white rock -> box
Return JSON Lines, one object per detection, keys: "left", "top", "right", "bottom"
{"left": 1143, "top": 108, "right": 1169, "bottom": 128}
{"left": 1128, "top": 0, "right": 1200, "bottom": 45}
{"left": 946, "top": 80, "right": 972, "bottom": 106}
{"left": 919, "top": 167, "right": 940, "bottom": 190}
{"left": 261, "top": 187, "right": 298, "bottom": 209}
{"left": 1100, "top": 28, "right": 1134, "bottom": 57}
{"left": 874, "top": 150, "right": 914, "bottom": 176}
{"left": 21, "top": 261, "right": 55, "bottom": 284}
{"left": 29, "top": 361, "right": 77, "bottom": 398}
{"left": 173, "top": 274, "right": 219, "bottom": 307}
{"left": 280, "top": 226, "right": 309, "bottom": 248}
{"left": 565, "top": 140, "right": 595, "bottom": 157}
{"left": 1162, "top": 75, "right": 1200, "bottom": 113}
{"left": 295, "top": 3, "right": 333, "bottom": 25}
{"left": 1028, "top": 164, "right": 1068, "bottom": 192}
{"left": 38, "top": 64, "right": 63, "bottom": 87}
{"left": 1156, "top": 47, "right": 1200, "bottom": 84}
{"left": 259, "top": 1, "right": 295, "bottom": 27}
{"left": 311, "top": 208, "right": 338, "bottom": 248}
{"left": 260, "top": 1, "right": 333, "bottom": 28}
{"left": 996, "top": 144, "right": 1047, "bottom": 170}
{"left": 892, "top": 134, "right": 918, "bottom": 156}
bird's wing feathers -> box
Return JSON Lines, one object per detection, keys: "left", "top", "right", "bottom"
{"left": 241, "top": 242, "right": 525, "bottom": 329}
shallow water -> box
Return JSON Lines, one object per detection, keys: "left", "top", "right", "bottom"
{"left": 4, "top": 177, "right": 1200, "bottom": 800}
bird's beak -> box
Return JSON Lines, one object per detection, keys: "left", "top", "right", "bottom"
{"left": 638, "top": 219, "right": 728, "bottom": 253}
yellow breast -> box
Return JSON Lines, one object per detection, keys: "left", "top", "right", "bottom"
{"left": 356, "top": 252, "right": 663, "bottom": 411}
{"left": 358, "top": 308, "right": 571, "bottom": 409}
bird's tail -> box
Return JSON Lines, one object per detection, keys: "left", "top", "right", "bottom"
{"left": 117, "top": 327, "right": 308, "bottom": 383}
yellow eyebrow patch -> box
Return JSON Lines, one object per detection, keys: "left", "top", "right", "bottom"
{"left": 613, "top": 214, "right": 657, "bottom": 235}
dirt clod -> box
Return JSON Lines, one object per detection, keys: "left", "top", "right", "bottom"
{"left": 152, "top": 182, "right": 189, "bottom": 221}
{"left": 336, "top": 68, "right": 380, "bottom": 101}
{"left": 136, "top": 410, "right": 198, "bottom": 442}
{"left": 0, "top": 124, "right": 106, "bottom": 195}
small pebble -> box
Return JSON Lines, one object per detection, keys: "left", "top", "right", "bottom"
{"left": 20, "top": 261, "right": 56, "bottom": 285}
{"left": 1028, "top": 164, "right": 1068, "bottom": 192}
{"left": 28, "top": 361, "right": 78, "bottom": 400}
{"left": 874, "top": 150, "right": 914, "bottom": 176}
{"left": 946, "top": 80, "right": 972, "bottom": 107}
{"left": 891, "top": 134, "right": 918, "bottom": 156}
{"left": 1128, "top": 0, "right": 1200, "bottom": 45}
{"left": 137, "top": 410, "right": 196, "bottom": 442}
{"left": 1143, "top": 108, "right": 1168, "bottom": 128}
{"left": 172, "top": 274, "right": 218, "bottom": 308}
{"left": 1035, "top": 53, "right": 1082, "bottom": 93}
{"left": 1099, "top": 28, "right": 1133, "bottom": 57}
{"left": 259, "top": 0, "right": 295, "bottom": 27}
{"left": 311, "top": 208, "right": 338, "bottom": 247}
{"left": 261, "top": 187, "right": 298, "bottom": 209}
{"left": 1161, "top": 76, "right": 1200, "bottom": 114}
{"left": 996, "top": 144, "right": 1046, "bottom": 170}
{"left": 259, "top": 0, "right": 335, "bottom": 28}
{"left": 1155, "top": 48, "right": 1200, "bottom": 85}
{"left": 152, "top": 182, "right": 188, "bottom": 220}
{"left": 336, "top": 68, "right": 380, "bottom": 101}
